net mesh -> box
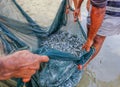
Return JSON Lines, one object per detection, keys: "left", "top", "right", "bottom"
{"left": 0, "top": 0, "right": 95, "bottom": 87}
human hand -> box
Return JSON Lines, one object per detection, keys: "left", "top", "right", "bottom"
{"left": 82, "top": 39, "right": 93, "bottom": 52}
{"left": 77, "top": 64, "right": 83, "bottom": 70}
{"left": 73, "top": 8, "right": 81, "bottom": 22}
{"left": 0, "top": 50, "right": 49, "bottom": 82}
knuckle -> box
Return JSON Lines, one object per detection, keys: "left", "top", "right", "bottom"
{"left": 17, "top": 50, "right": 30, "bottom": 55}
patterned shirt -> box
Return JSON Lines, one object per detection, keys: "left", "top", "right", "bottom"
{"left": 106, "top": 0, "right": 120, "bottom": 17}
{"left": 91, "top": 0, "right": 120, "bottom": 17}
{"left": 91, "top": 0, "right": 107, "bottom": 8}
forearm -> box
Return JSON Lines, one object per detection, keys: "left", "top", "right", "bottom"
{"left": 76, "top": 0, "right": 83, "bottom": 9}
{"left": 87, "top": 6, "right": 106, "bottom": 41}
{"left": 73, "top": 0, "right": 77, "bottom": 8}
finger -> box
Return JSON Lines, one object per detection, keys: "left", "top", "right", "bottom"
{"left": 84, "top": 45, "right": 90, "bottom": 52}
{"left": 82, "top": 44, "right": 90, "bottom": 52}
{"left": 74, "top": 11, "right": 78, "bottom": 17}
{"left": 13, "top": 69, "right": 36, "bottom": 79}
{"left": 28, "top": 63, "right": 40, "bottom": 70}
{"left": 22, "top": 70, "right": 36, "bottom": 83}
{"left": 73, "top": 12, "right": 77, "bottom": 19}
{"left": 24, "top": 70, "right": 36, "bottom": 77}
{"left": 84, "top": 47, "right": 90, "bottom": 52}
{"left": 78, "top": 64, "right": 83, "bottom": 70}
{"left": 39, "top": 56, "right": 49, "bottom": 62}
{"left": 73, "top": 13, "right": 78, "bottom": 22}
{"left": 33, "top": 55, "right": 49, "bottom": 63}
{"left": 86, "top": 47, "right": 90, "bottom": 52}
{"left": 23, "top": 78, "right": 31, "bottom": 83}
{"left": 18, "top": 61, "right": 40, "bottom": 70}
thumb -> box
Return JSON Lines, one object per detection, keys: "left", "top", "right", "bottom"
{"left": 34, "top": 55, "right": 49, "bottom": 63}
{"left": 86, "top": 47, "right": 90, "bottom": 52}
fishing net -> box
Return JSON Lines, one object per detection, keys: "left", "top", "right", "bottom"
{"left": 0, "top": 0, "right": 95, "bottom": 87}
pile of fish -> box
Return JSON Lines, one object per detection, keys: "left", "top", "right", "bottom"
{"left": 42, "top": 30, "right": 84, "bottom": 57}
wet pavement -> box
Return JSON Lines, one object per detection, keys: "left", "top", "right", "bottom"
{"left": 78, "top": 0, "right": 120, "bottom": 86}
{"left": 77, "top": 35, "right": 120, "bottom": 87}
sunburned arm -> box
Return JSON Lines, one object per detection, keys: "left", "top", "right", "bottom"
{"left": 88, "top": 6, "right": 106, "bottom": 41}
{"left": 73, "top": 0, "right": 78, "bottom": 9}
{"left": 82, "top": 6, "right": 106, "bottom": 52}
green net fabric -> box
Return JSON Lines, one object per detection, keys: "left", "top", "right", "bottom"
{"left": 0, "top": 0, "right": 95, "bottom": 87}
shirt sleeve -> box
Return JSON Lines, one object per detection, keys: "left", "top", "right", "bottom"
{"left": 91, "top": 0, "right": 107, "bottom": 8}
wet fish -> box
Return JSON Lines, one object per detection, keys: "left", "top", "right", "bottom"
{"left": 42, "top": 31, "right": 83, "bottom": 57}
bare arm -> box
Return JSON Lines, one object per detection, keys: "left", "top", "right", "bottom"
{"left": 73, "top": 0, "right": 78, "bottom": 9}
{"left": 0, "top": 50, "right": 49, "bottom": 82}
{"left": 82, "top": 6, "right": 106, "bottom": 51}
{"left": 88, "top": 6, "right": 106, "bottom": 41}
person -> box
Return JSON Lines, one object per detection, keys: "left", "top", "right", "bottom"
{"left": 74, "top": 0, "right": 120, "bottom": 69}
{"left": 0, "top": 50, "right": 49, "bottom": 82}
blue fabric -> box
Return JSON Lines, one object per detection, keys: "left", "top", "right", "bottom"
{"left": 106, "top": 10, "right": 120, "bottom": 17}
{"left": 107, "top": 1, "right": 120, "bottom": 8}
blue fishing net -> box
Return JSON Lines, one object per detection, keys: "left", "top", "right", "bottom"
{"left": 0, "top": 0, "right": 95, "bottom": 87}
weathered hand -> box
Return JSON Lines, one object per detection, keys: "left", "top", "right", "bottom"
{"left": 1, "top": 66, "right": 37, "bottom": 82}
{"left": 82, "top": 39, "right": 93, "bottom": 52}
{"left": 0, "top": 50, "right": 49, "bottom": 82}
